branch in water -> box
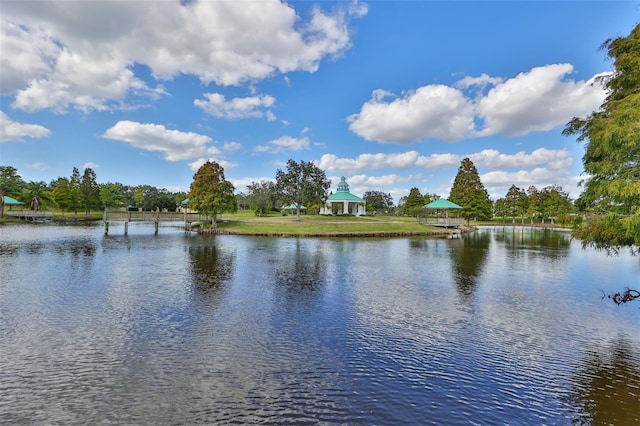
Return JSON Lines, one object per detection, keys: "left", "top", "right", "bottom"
{"left": 608, "top": 288, "right": 640, "bottom": 305}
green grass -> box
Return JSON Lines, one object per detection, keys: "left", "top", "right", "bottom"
{"left": 214, "top": 213, "right": 451, "bottom": 236}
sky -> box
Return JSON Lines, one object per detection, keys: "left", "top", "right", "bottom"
{"left": 1, "top": 0, "right": 638, "bottom": 203}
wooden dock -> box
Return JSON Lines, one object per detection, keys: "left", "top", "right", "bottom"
{"left": 102, "top": 210, "right": 211, "bottom": 235}
{"left": 4, "top": 210, "right": 54, "bottom": 221}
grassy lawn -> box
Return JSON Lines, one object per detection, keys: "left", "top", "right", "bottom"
{"left": 214, "top": 212, "right": 448, "bottom": 236}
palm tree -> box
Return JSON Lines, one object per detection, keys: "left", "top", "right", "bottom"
{"left": 22, "top": 181, "right": 55, "bottom": 218}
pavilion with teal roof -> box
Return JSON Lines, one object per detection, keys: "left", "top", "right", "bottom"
{"left": 321, "top": 177, "right": 366, "bottom": 216}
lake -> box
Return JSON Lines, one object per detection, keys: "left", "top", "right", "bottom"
{"left": 1, "top": 223, "right": 638, "bottom": 425}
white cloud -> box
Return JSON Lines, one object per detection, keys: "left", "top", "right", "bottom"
{"left": 2, "top": 1, "right": 364, "bottom": 112}
{"left": 348, "top": 64, "right": 608, "bottom": 143}
{"left": 82, "top": 162, "right": 99, "bottom": 170}
{"left": 254, "top": 136, "right": 310, "bottom": 154}
{"left": 347, "top": 85, "right": 475, "bottom": 143}
{"left": 481, "top": 168, "right": 581, "bottom": 199}
{"left": 223, "top": 141, "right": 242, "bottom": 152}
{"left": 0, "top": 20, "right": 60, "bottom": 95}
{"left": 0, "top": 111, "right": 51, "bottom": 142}
{"left": 475, "top": 64, "right": 608, "bottom": 137}
{"left": 231, "top": 176, "right": 276, "bottom": 193}
{"left": 454, "top": 73, "right": 503, "bottom": 90}
{"left": 318, "top": 151, "right": 420, "bottom": 173}
{"left": 194, "top": 93, "right": 276, "bottom": 120}
{"left": 188, "top": 158, "right": 238, "bottom": 172}
{"left": 103, "top": 120, "right": 219, "bottom": 161}
{"left": 27, "top": 162, "right": 49, "bottom": 171}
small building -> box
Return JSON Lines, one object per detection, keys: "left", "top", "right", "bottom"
{"left": 321, "top": 177, "right": 366, "bottom": 216}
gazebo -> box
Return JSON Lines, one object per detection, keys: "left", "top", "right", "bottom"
{"left": 419, "top": 198, "right": 463, "bottom": 227}
{"left": 281, "top": 203, "right": 306, "bottom": 215}
{"left": 2, "top": 195, "right": 25, "bottom": 210}
{"left": 321, "top": 177, "right": 366, "bottom": 216}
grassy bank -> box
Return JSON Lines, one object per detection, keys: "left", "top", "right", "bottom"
{"left": 212, "top": 212, "right": 462, "bottom": 237}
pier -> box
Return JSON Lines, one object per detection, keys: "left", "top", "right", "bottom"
{"left": 4, "top": 210, "right": 54, "bottom": 221}
{"left": 102, "top": 210, "right": 211, "bottom": 235}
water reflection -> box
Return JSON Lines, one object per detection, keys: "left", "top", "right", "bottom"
{"left": 449, "top": 231, "right": 490, "bottom": 302}
{"left": 569, "top": 336, "right": 640, "bottom": 424}
{"left": 492, "top": 226, "right": 571, "bottom": 254}
{"left": 188, "top": 244, "right": 235, "bottom": 309}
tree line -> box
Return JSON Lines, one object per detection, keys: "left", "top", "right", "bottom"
{"left": 0, "top": 165, "right": 187, "bottom": 219}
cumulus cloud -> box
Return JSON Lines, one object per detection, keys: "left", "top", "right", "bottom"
{"left": 195, "top": 93, "right": 276, "bottom": 120}
{"left": 318, "top": 151, "right": 419, "bottom": 173}
{"left": 223, "top": 141, "right": 242, "bottom": 152}
{"left": 319, "top": 147, "right": 571, "bottom": 175}
{"left": 188, "top": 158, "right": 238, "bottom": 172}
{"left": 348, "top": 64, "right": 607, "bottom": 143}
{"left": 2, "top": 0, "right": 364, "bottom": 113}
{"left": 0, "top": 111, "right": 51, "bottom": 142}
{"left": 475, "top": 64, "right": 608, "bottom": 137}
{"left": 347, "top": 85, "right": 476, "bottom": 143}
{"left": 103, "top": 120, "right": 220, "bottom": 161}
{"left": 254, "top": 136, "right": 310, "bottom": 154}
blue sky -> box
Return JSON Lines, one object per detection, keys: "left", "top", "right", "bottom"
{"left": 1, "top": 1, "right": 638, "bottom": 203}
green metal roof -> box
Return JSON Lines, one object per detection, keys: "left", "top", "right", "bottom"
{"left": 326, "top": 176, "right": 364, "bottom": 203}
{"left": 423, "top": 198, "right": 462, "bottom": 209}
{"left": 281, "top": 203, "right": 306, "bottom": 210}
{"left": 326, "top": 192, "right": 364, "bottom": 202}
{"left": 3, "top": 196, "right": 25, "bottom": 205}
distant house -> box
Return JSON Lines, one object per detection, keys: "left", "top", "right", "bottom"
{"left": 320, "top": 177, "right": 366, "bottom": 216}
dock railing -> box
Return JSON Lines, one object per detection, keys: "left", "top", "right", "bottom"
{"left": 417, "top": 216, "right": 464, "bottom": 227}
{"left": 102, "top": 209, "right": 212, "bottom": 235}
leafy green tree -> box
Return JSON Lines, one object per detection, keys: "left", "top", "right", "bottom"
{"left": 403, "top": 187, "right": 425, "bottom": 217}
{"left": 449, "top": 158, "right": 492, "bottom": 224}
{"left": 494, "top": 198, "right": 507, "bottom": 222}
{"left": 538, "top": 185, "right": 573, "bottom": 224}
{"left": 188, "top": 160, "right": 236, "bottom": 227}
{"left": 246, "top": 180, "right": 278, "bottom": 216}
{"left": 526, "top": 186, "right": 540, "bottom": 224}
{"left": 81, "top": 168, "right": 101, "bottom": 216}
{"left": 563, "top": 23, "right": 640, "bottom": 251}
{"left": 69, "top": 167, "right": 83, "bottom": 219}
{"left": 51, "top": 177, "right": 73, "bottom": 217}
{"left": 275, "top": 159, "right": 330, "bottom": 221}
{"left": 99, "top": 182, "right": 125, "bottom": 209}
{"left": 505, "top": 184, "right": 528, "bottom": 223}
{"left": 0, "top": 166, "right": 25, "bottom": 218}
{"left": 363, "top": 190, "right": 394, "bottom": 215}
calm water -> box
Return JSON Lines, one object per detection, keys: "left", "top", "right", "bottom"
{"left": 1, "top": 223, "right": 639, "bottom": 425}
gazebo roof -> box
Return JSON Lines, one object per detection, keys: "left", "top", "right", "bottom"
{"left": 3, "top": 196, "right": 25, "bottom": 205}
{"left": 326, "top": 177, "right": 364, "bottom": 203}
{"left": 423, "top": 198, "right": 462, "bottom": 209}
{"left": 281, "top": 203, "right": 306, "bottom": 210}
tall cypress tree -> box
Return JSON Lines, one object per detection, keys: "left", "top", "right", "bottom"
{"left": 449, "top": 158, "right": 492, "bottom": 224}
{"left": 81, "top": 168, "right": 101, "bottom": 217}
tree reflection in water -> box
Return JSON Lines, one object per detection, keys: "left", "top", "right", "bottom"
{"left": 188, "top": 244, "right": 235, "bottom": 308}
{"left": 449, "top": 231, "right": 491, "bottom": 302}
{"left": 569, "top": 336, "right": 640, "bottom": 425}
